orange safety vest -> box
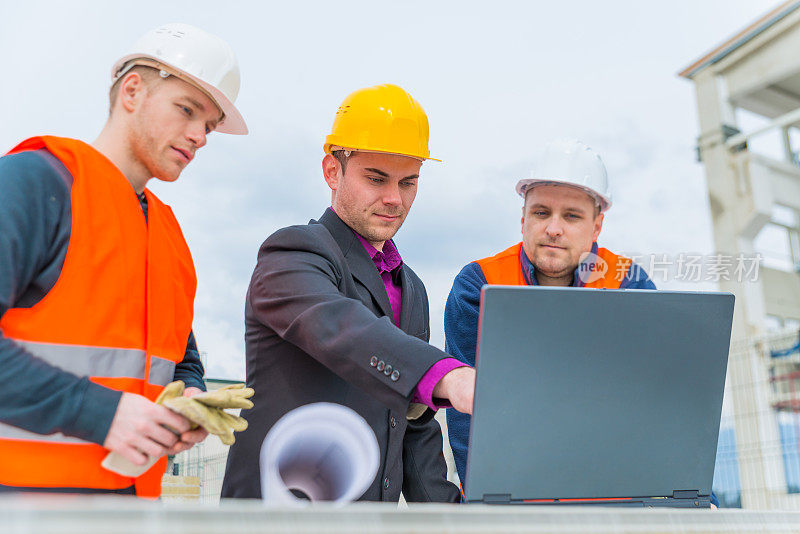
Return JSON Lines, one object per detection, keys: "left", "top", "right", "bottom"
{"left": 0, "top": 136, "right": 197, "bottom": 497}
{"left": 475, "top": 242, "right": 631, "bottom": 289}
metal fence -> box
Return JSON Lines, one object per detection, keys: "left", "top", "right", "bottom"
{"left": 169, "top": 439, "right": 230, "bottom": 503}
{"left": 714, "top": 328, "right": 800, "bottom": 509}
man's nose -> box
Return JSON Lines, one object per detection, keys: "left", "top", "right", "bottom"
{"left": 187, "top": 122, "right": 207, "bottom": 149}
{"left": 545, "top": 218, "right": 564, "bottom": 237}
{"left": 382, "top": 183, "right": 401, "bottom": 206}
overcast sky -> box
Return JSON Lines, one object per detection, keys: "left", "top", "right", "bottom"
{"left": 0, "top": 1, "right": 781, "bottom": 379}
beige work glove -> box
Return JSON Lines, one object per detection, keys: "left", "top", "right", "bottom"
{"left": 190, "top": 383, "right": 255, "bottom": 410}
{"left": 158, "top": 381, "right": 252, "bottom": 446}
{"left": 101, "top": 381, "right": 253, "bottom": 476}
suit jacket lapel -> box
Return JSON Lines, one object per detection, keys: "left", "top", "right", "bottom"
{"left": 398, "top": 265, "right": 415, "bottom": 333}
{"left": 317, "top": 208, "right": 394, "bottom": 320}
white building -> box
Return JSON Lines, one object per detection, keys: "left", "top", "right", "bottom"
{"left": 681, "top": 0, "right": 800, "bottom": 509}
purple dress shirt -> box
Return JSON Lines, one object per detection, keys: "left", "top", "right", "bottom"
{"left": 352, "top": 232, "right": 467, "bottom": 410}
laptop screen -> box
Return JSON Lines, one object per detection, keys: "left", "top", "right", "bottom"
{"left": 464, "top": 286, "right": 733, "bottom": 503}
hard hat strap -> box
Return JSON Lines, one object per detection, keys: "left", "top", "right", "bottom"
{"left": 329, "top": 147, "right": 353, "bottom": 158}
{"left": 522, "top": 181, "right": 603, "bottom": 211}
{"left": 328, "top": 145, "right": 424, "bottom": 162}
{"left": 113, "top": 58, "right": 225, "bottom": 123}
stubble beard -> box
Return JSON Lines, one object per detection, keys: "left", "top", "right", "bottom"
{"left": 356, "top": 212, "right": 404, "bottom": 244}
{"left": 129, "top": 109, "right": 179, "bottom": 182}
{"left": 533, "top": 248, "right": 574, "bottom": 279}
{"left": 339, "top": 204, "right": 404, "bottom": 245}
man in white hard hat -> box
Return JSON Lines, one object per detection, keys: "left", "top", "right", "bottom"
{"left": 444, "top": 139, "right": 655, "bottom": 494}
{"left": 0, "top": 23, "right": 246, "bottom": 497}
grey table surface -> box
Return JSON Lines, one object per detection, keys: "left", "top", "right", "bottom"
{"left": 1, "top": 496, "right": 799, "bottom": 534}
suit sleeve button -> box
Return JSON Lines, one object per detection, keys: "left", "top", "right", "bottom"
{"left": 390, "top": 370, "right": 400, "bottom": 381}
{"left": 370, "top": 356, "right": 378, "bottom": 367}
{"left": 383, "top": 364, "right": 393, "bottom": 376}
{"left": 377, "top": 360, "right": 385, "bottom": 372}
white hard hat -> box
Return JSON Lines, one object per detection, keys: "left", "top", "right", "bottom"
{"left": 111, "top": 23, "right": 247, "bottom": 135}
{"left": 515, "top": 139, "right": 612, "bottom": 212}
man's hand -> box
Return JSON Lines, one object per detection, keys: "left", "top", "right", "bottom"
{"left": 432, "top": 366, "right": 476, "bottom": 415}
{"left": 103, "top": 392, "right": 193, "bottom": 466}
{"left": 165, "top": 386, "right": 209, "bottom": 455}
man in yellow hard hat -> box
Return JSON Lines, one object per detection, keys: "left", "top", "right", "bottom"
{"left": 222, "top": 84, "right": 474, "bottom": 502}
{"left": 0, "top": 23, "right": 246, "bottom": 497}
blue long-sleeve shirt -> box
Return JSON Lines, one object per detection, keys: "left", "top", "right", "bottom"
{"left": 0, "top": 148, "right": 205, "bottom": 448}
{"left": 444, "top": 243, "right": 677, "bottom": 499}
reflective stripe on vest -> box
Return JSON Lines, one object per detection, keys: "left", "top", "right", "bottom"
{"left": 475, "top": 242, "right": 629, "bottom": 289}
{"left": 8, "top": 340, "right": 176, "bottom": 384}
{"left": 0, "top": 136, "right": 196, "bottom": 497}
{"left": 0, "top": 341, "right": 176, "bottom": 450}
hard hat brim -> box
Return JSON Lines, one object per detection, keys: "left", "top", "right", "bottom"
{"left": 515, "top": 178, "right": 612, "bottom": 212}
{"left": 112, "top": 54, "right": 248, "bottom": 135}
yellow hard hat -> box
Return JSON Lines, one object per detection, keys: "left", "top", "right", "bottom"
{"left": 323, "top": 84, "right": 438, "bottom": 161}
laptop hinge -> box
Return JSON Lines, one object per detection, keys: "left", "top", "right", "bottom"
{"left": 672, "top": 490, "right": 700, "bottom": 499}
{"left": 482, "top": 493, "right": 512, "bottom": 504}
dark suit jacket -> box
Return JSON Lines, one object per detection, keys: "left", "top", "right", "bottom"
{"left": 221, "top": 208, "right": 460, "bottom": 503}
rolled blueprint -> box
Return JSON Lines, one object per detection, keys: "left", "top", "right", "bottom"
{"left": 260, "top": 403, "right": 380, "bottom": 504}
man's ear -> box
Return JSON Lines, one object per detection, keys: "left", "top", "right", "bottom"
{"left": 520, "top": 205, "right": 526, "bottom": 234}
{"left": 118, "top": 72, "right": 146, "bottom": 113}
{"left": 592, "top": 212, "right": 604, "bottom": 242}
{"left": 322, "top": 154, "right": 341, "bottom": 192}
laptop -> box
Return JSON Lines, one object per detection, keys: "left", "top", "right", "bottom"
{"left": 463, "top": 286, "right": 734, "bottom": 508}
